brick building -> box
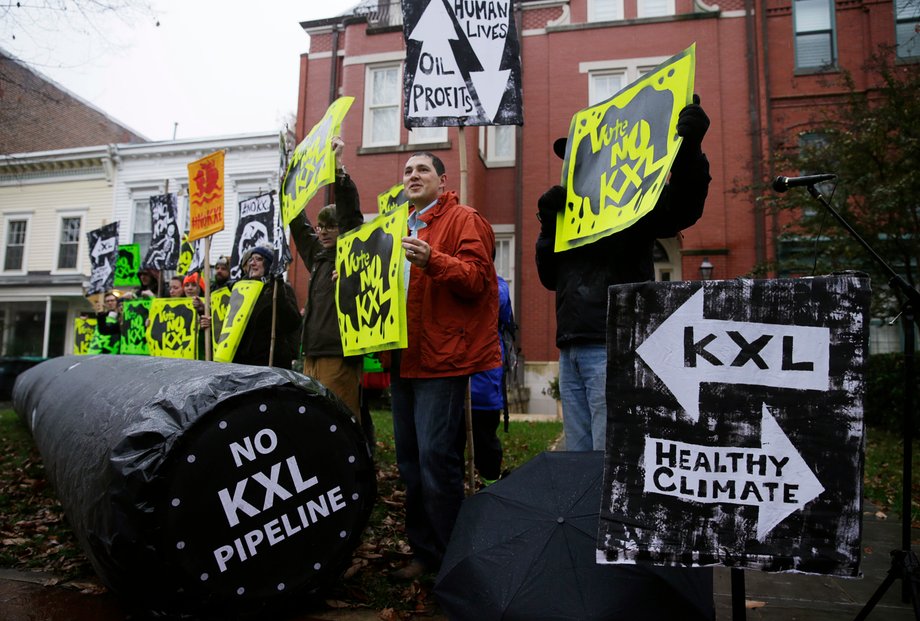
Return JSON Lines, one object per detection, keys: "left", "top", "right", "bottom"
{"left": 293, "top": 0, "right": 917, "bottom": 413}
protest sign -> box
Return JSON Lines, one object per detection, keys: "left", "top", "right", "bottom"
{"left": 188, "top": 151, "right": 225, "bottom": 241}
{"left": 556, "top": 45, "right": 695, "bottom": 252}
{"left": 231, "top": 193, "right": 275, "bottom": 282}
{"left": 597, "top": 275, "right": 868, "bottom": 577}
{"left": 115, "top": 244, "right": 142, "bottom": 288}
{"left": 121, "top": 298, "right": 152, "bottom": 355}
{"left": 378, "top": 183, "right": 408, "bottom": 215}
{"left": 336, "top": 205, "right": 409, "bottom": 356}
{"left": 143, "top": 193, "right": 180, "bottom": 270}
{"left": 213, "top": 281, "right": 263, "bottom": 363}
{"left": 87, "top": 324, "right": 120, "bottom": 355}
{"left": 147, "top": 298, "right": 198, "bottom": 359}
{"left": 210, "top": 288, "right": 232, "bottom": 353}
{"left": 281, "top": 97, "right": 353, "bottom": 226}
{"left": 86, "top": 222, "right": 119, "bottom": 295}
{"left": 401, "top": 0, "right": 523, "bottom": 126}
{"left": 73, "top": 317, "right": 96, "bottom": 355}
{"left": 176, "top": 234, "right": 205, "bottom": 277}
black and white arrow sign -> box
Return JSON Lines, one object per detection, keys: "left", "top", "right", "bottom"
{"left": 643, "top": 403, "right": 825, "bottom": 541}
{"left": 636, "top": 289, "right": 830, "bottom": 422}
{"left": 402, "top": 0, "right": 523, "bottom": 127}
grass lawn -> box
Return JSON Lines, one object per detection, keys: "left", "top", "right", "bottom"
{"left": 0, "top": 406, "right": 916, "bottom": 613}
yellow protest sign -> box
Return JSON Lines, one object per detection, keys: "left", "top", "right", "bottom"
{"left": 281, "top": 96, "right": 354, "bottom": 225}
{"left": 557, "top": 44, "right": 695, "bottom": 251}
{"left": 336, "top": 204, "right": 409, "bottom": 356}
{"left": 187, "top": 150, "right": 225, "bottom": 241}
{"left": 210, "top": 288, "right": 232, "bottom": 353}
{"left": 73, "top": 317, "right": 96, "bottom": 354}
{"left": 213, "top": 280, "right": 263, "bottom": 363}
{"left": 147, "top": 298, "right": 198, "bottom": 359}
{"left": 377, "top": 183, "right": 408, "bottom": 215}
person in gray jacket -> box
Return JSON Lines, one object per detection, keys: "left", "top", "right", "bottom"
{"left": 290, "top": 136, "right": 364, "bottom": 418}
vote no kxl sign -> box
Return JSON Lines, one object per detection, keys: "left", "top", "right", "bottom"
{"left": 597, "top": 275, "right": 868, "bottom": 577}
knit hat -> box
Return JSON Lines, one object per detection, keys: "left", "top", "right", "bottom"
{"left": 215, "top": 255, "right": 230, "bottom": 268}
{"left": 242, "top": 243, "right": 274, "bottom": 273}
{"left": 183, "top": 273, "right": 205, "bottom": 289}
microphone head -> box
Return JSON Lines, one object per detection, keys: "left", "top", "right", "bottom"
{"left": 772, "top": 176, "right": 789, "bottom": 193}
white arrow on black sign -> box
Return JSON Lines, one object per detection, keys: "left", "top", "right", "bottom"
{"left": 643, "top": 403, "right": 825, "bottom": 540}
{"left": 455, "top": 0, "right": 512, "bottom": 121}
{"left": 636, "top": 288, "right": 830, "bottom": 422}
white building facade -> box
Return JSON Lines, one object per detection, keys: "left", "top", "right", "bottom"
{"left": 0, "top": 132, "right": 281, "bottom": 358}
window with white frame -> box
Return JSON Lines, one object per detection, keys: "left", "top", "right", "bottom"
{"left": 363, "top": 63, "right": 402, "bottom": 147}
{"left": 3, "top": 217, "right": 28, "bottom": 272}
{"left": 589, "top": 0, "right": 623, "bottom": 22}
{"left": 132, "top": 197, "right": 152, "bottom": 258}
{"left": 478, "top": 125, "right": 516, "bottom": 167}
{"left": 408, "top": 126, "right": 448, "bottom": 145}
{"left": 56, "top": 214, "right": 83, "bottom": 270}
{"left": 582, "top": 56, "right": 669, "bottom": 105}
{"left": 589, "top": 71, "right": 626, "bottom": 106}
{"left": 637, "top": 0, "right": 674, "bottom": 18}
{"left": 895, "top": 0, "right": 920, "bottom": 59}
{"left": 493, "top": 226, "right": 515, "bottom": 310}
{"left": 794, "top": 0, "right": 836, "bottom": 70}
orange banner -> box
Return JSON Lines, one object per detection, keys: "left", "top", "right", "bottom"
{"left": 187, "top": 150, "right": 225, "bottom": 241}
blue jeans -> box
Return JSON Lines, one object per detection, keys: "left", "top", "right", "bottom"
{"left": 391, "top": 373, "right": 468, "bottom": 569}
{"left": 559, "top": 344, "right": 608, "bottom": 451}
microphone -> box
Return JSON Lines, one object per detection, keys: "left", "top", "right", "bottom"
{"left": 772, "top": 173, "right": 837, "bottom": 193}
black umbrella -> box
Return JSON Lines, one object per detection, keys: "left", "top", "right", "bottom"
{"left": 434, "top": 451, "right": 713, "bottom": 621}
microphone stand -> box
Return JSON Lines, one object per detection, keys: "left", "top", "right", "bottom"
{"left": 802, "top": 184, "right": 920, "bottom": 620}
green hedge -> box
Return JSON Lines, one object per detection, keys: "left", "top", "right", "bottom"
{"left": 865, "top": 353, "right": 920, "bottom": 435}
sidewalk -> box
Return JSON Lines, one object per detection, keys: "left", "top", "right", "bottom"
{"left": 1, "top": 504, "right": 915, "bottom": 620}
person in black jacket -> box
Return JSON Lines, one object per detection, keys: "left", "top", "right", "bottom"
{"left": 232, "top": 244, "right": 301, "bottom": 369}
{"left": 536, "top": 95, "right": 711, "bottom": 452}
{"left": 290, "top": 136, "right": 365, "bottom": 418}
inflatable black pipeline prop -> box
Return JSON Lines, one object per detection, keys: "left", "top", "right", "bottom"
{"left": 12, "top": 355, "right": 376, "bottom": 618}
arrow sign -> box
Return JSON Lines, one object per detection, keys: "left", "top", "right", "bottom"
{"left": 402, "top": 0, "right": 522, "bottom": 126}
{"left": 636, "top": 288, "right": 830, "bottom": 422}
{"left": 643, "top": 403, "right": 825, "bottom": 540}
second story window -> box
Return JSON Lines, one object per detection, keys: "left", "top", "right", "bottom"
{"left": 132, "top": 198, "right": 152, "bottom": 258}
{"left": 794, "top": 0, "right": 836, "bottom": 70}
{"left": 4, "top": 219, "right": 28, "bottom": 272}
{"left": 589, "top": 71, "right": 626, "bottom": 105}
{"left": 57, "top": 216, "right": 82, "bottom": 270}
{"left": 895, "top": 0, "right": 920, "bottom": 59}
{"left": 364, "top": 64, "right": 402, "bottom": 147}
{"left": 409, "top": 125, "right": 448, "bottom": 145}
{"left": 479, "top": 125, "right": 516, "bottom": 167}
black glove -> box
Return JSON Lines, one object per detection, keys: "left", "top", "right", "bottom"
{"left": 676, "top": 94, "right": 710, "bottom": 149}
{"left": 537, "top": 185, "right": 566, "bottom": 229}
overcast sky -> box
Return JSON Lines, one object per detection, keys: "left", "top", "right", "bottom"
{"left": 3, "top": 0, "right": 360, "bottom": 141}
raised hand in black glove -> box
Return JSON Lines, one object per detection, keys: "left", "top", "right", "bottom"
{"left": 676, "top": 94, "right": 710, "bottom": 149}
{"left": 537, "top": 185, "right": 566, "bottom": 230}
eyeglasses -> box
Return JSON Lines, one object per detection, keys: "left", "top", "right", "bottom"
{"left": 316, "top": 224, "right": 338, "bottom": 232}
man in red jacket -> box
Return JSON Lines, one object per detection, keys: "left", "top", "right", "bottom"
{"left": 391, "top": 152, "right": 500, "bottom": 580}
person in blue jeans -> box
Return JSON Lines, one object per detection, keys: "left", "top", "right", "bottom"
{"left": 470, "top": 274, "right": 513, "bottom": 484}
{"left": 535, "top": 96, "right": 712, "bottom": 451}
{"left": 390, "top": 152, "right": 500, "bottom": 581}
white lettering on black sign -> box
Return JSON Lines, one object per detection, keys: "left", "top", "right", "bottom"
{"left": 211, "top": 427, "right": 348, "bottom": 572}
